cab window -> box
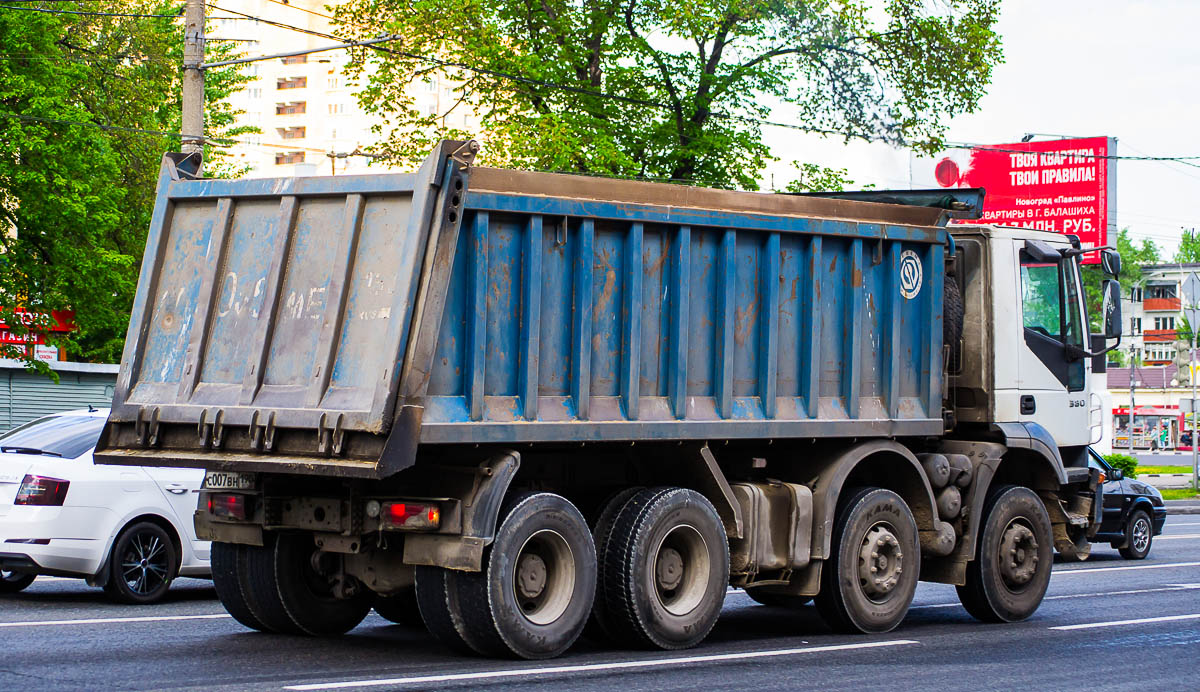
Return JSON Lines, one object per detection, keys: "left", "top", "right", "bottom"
{"left": 1020, "top": 251, "right": 1086, "bottom": 392}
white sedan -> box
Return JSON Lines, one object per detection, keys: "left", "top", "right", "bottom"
{"left": 0, "top": 409, "right": 209, "bottom": 603}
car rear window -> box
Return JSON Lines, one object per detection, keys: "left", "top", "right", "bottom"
{"left": 0, "top": 415, "right": 106, "bottom": 459}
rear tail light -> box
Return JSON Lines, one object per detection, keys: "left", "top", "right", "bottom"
{"left": 14, "top": 475, "right": 69, "bottom": 506}
{"left": 381, "top": 502, "right": 440, "bottom": 530}
{"left": 207, "top": 493, "right": 251, "bottom": 520}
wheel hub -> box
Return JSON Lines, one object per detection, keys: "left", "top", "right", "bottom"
{"left": 656, "top": 547, "right": 684, "bottom": 592}
{"left": 999, "top": 522, "right": 1038, "bottom": 586}
{"left": 517, "top": 553, "right": 548, "bottom": 599}
{"left": 858, "top": 524, "right": 903, "bottom": 599}
{"left": 1132, "top": 518, "right": 1150, "bottom": 553}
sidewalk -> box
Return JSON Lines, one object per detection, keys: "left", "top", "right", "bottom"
{"left": 1165, "top": 499, "right": 1200, "bottom": 515}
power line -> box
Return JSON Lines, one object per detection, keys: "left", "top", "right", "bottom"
{"left": 0, "top": 4, "right": 182, "bottom": 18}
{"left": 945, "top": 142, "right": 1200, "bottom": 168}
{"left": 264, "top": 0, "right": 333, "bottom": 21}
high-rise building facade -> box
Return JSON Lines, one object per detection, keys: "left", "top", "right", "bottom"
{"left": 210, "top": 1, "right": 472, "bottom": 177}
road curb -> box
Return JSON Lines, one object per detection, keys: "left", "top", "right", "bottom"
{"left": 1165, "top": 501, "right": 1200, "bottom": 515}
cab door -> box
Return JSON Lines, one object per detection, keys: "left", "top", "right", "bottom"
{"left": 1015, "top": 241, "right": 1091, "bottom": 445}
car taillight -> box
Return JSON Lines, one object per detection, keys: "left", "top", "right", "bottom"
{"left": 14, "top": 475, "right": 69, "bottom": 506}
{"left": 207, "top": 493, "right": 251, "bottom": 520}
{"left": 381, "top": 502, "right": 440, "bottom": 530}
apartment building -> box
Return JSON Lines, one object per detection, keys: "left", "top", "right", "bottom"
{"left": 210, "top": 1, "right": 474, "bottom": 177}
{"left": 1121, "top": 262, "right": 1200, "bottom": 365}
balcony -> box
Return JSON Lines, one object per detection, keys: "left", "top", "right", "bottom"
{"left": 275, "top": 101, "right": 306, "bottom": 116}
{"left": 1143, "top": 297, "right": 1181, "bottom": 311}
{"left": 1143, "top": 329, "right": 1178, "bottom": 343}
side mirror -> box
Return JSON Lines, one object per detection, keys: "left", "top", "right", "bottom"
{"left": 1109, "top": 467, "right": 1124, "bottom": 481}
{"left": 1101, "top": 248, "right": 1122, "bottom": 277}
{"left": 1102, "top": 279, "right": 1123, "bottom": 339}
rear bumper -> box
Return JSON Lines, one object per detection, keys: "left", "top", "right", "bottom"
{"left": 0, "top": 506, "right": 114, "bottom": 577}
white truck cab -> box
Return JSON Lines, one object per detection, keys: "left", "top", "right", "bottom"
{"left": 951, "top": 224, "right": 1121, "bottom": 450}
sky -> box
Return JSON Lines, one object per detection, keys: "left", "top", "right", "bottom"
{"left": 761, "top": 1, "right": 1200, "bottom": 258}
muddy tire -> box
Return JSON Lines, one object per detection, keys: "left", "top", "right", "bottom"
{"left": 374, "top": 585, "right": 423, "bottom": 626}
{"left": 814, "top": 487, "right": 919, "bottom": 634}
{"left": 1118, "top": 509, "right": 1153, "bottom": 560}
{"left": 240, "top": 535, "right": 305, "bottom": 634}
{"left": 596, "top": 487, "right": 729, "bottom": 650}
{"left": 274, "top": 533, "right": 372, "bottom": 636}
{"left": 414, "top": 565, "right": 476, "bottom": 654}
{"left": 944, "top": 274, "right": 964, "bottom": 372}
{"left": 447, "top": 492, "right": 597, "bottom": 659}
{"left": 957, "top": 485, "right": 1053, "bottom": 623}
{"left": 210, "top": 542, "right": 267, "bottom": 631}
{"left": 586, "top": 486, "right": 645, "bottom": 641}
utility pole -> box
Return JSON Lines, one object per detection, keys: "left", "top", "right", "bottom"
{"left": 1185, "top": 335, "right": 1195, "bottom": 491}
{"left": 181, "top": 0, "right": 206, "bottom": 169}
{"left": 1129, "top": 346, "right": 1139, "bottom": 453}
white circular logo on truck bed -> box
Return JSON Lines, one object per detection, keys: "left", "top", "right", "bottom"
{"left": 899, "top": 250, "right": 922, "bottom": 299}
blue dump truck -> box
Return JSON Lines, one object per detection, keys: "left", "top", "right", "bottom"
{"left": 97, "top": 141, "right": 1125, "bottom": 659}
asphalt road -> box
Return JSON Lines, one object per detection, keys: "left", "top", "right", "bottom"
{"left": 4, "top": 520, "right": 1200, "bottom": 692}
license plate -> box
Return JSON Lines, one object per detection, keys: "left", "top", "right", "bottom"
{"left": 203, "top": 471, "right": 257, "bottom": 491}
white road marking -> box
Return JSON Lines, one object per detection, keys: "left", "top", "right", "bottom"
{"left": 283, "top": 640, "right": 921, "bottom": 691}
{"left": 1165, "top": 521, "right": 1200, "bottom": 527}
{"left": 1052, "top": 560, "right": 1200, "bottom": 575}
{"left": 0, "top": 614, "right": 231, "bottom": 628}
{"left": 1154, "top": 533, "right": 1200, "bottom": 540}
{"left": 910, "top": 584, "right": 1200, "bottom": 610}
{"left": 1050, "top": 613, "right": 1200, "bottom": 631}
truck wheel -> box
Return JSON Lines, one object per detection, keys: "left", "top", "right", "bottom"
{"left": 414, "top": 565, "right": 477, "bottom": 654}
{"left": 374, "top": 585, "right": 423, "bottom": 626}
{"left": 240, "top": 535, "right": 305, "bottom": 634}
{"left": 450, "top": 492, "right": 597, "bottom": 659}
{"left": 744, "top": 588, "right": 812, "bottom": 608}
{"left": 587, "top": 486, "right": 645, "bottom": 641}
{"left": 956, "top": 485, "right": 1053, "bottom": 623}
{"left": 274, "top": 533, "right": 373, "bottom": 635}
{"left": 103, "top": 521, "right": 178, "bottom": 605}
{"left": 814, "top": 488, "right": 919, "bottom": 634}
{"left": 210, "top": 542, "right": 268, "bottom": 631}
{"left": 0, "top": 570, "right": 35, "bottom": 594}
{"left": 1118, "top": 510, "right": 1153, "bottom": 560}
{"left": 598, "top": 487, "right": 729, "bottom": 650}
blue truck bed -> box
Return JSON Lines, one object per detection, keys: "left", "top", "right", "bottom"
{"left": 97, "top": 142, "right": 950, "bottom": 478}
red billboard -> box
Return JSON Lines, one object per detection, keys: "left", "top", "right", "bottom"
{"left": 927, "top": 136, "right": 1116, "bottom": 262}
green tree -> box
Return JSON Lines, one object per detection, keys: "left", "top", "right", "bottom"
{"left": 1175, "top": 228, "right": 1200, "bottom": 263}
{"left": 0, "top": 1, "right": 252, "bottom": 370}
{"left": 335, "top": 0, "right": 1003, "bottom": 189}
{"left": 784, "top": 163, "right": 864, "bottom": 193}
{"left": 1082, "top": 228, "right": 1160, "bottom": 330}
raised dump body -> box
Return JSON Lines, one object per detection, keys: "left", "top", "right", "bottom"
{"left": 97, "top": 142, "right": 950, "bottom": 478}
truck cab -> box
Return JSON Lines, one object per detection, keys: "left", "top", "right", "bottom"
{"left": 950, "top": 225, "right": 1121, "bottom": 448}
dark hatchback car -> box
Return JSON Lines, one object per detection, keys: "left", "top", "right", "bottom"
{"left": 1086, "top": 447, "right": 1168, "bottom": 559}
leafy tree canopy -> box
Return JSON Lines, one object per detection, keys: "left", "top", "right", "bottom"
{"left": 335, "top": 0, "right": 1003, "bottom": 189}
{"left": 0, "top": 1, "right": 251, "bottom": 371}
{"left": 1175, "top": 228, "right": 1200, "bottom": 264}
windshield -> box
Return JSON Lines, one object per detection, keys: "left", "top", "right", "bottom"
{"left": 0, "top": 415, "right": 105, "bottom": 459}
